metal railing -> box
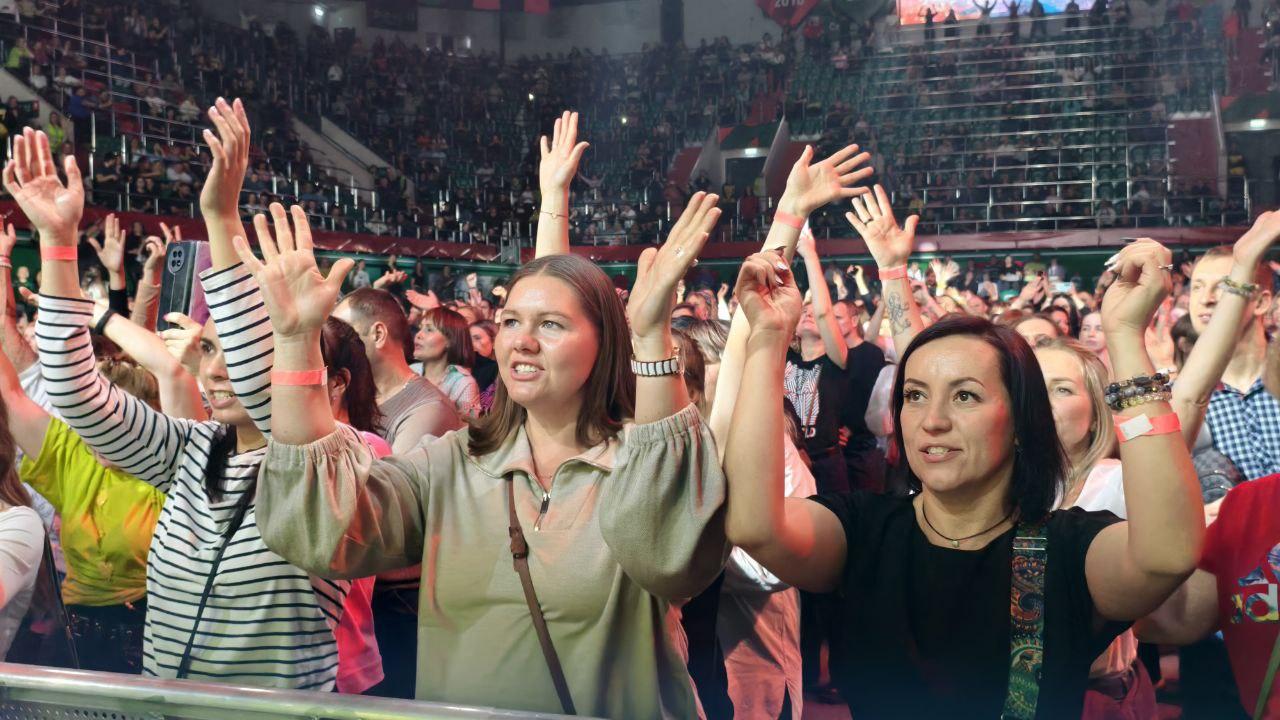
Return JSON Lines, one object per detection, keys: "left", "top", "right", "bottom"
{"left": 0, "top": 662, "right": 585, "bottom": 720}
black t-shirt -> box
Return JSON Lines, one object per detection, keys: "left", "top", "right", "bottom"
{"left": 472, "top": 355, "right": 498, "bottom": 392}
{"left": 840, "top": 342, "right": 887, "bottom": 453}
{"left": 785, "top": 350, "right": 848, "bottom": 454}
{"left": 810, "top": 492, "right": 1126, "bottom": 719}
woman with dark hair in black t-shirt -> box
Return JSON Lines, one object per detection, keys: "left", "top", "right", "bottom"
{"left": 720, "top": 187, "right": 1204, "bottom": 719}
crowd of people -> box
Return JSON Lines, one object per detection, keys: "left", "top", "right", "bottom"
{"left": 0, "top": 91, "right": 1272, "bottom": 720}
{"left": 2, "top": 0, "right": 1252, "bottom": 251}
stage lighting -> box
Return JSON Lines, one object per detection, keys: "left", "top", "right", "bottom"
{"left": 313, "top": 5, "right": 325, "bottom": 19}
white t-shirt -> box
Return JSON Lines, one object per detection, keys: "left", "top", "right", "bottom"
{"left": 1061, "top": 458, "right": 1136, "bottom": 676}
{"left": 0, "top": 505, "right": 43, "bottom": 660}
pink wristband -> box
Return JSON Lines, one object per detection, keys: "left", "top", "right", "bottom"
{"left": 1114, "top": 412, "right": 1181, "bottom": 443}
{"left": 773, "top": 211, "right": 805, "bottom": 229}
{"left": 41, "top": 246, "right": 77, "bottom": 262}
{"left": 878, "top": 265, "right": 909, "bottom": 280}
{"left": 271, "top": 368, "right": 328, "bottom": 386}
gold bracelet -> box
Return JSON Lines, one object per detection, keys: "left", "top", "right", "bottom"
{"left": 1117, "top": 391, "right": 1172, "bottom": 410}
{"left": 539, "top": 209, "right": 568, "bottom": 220}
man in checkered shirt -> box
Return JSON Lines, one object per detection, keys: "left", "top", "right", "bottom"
{"left": 1188, "top": 247, "right": 1280, "bottom": 482}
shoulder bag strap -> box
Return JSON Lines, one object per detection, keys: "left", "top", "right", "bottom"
{"left": 1002, "top": 520, "right": 1048, "bottom": 720}
{"left": 1254, "top": 627, "right": 1280, "bottom": 720}
{"left": 507, "top": 475, "right": 576, "bottom": 715}
{"left": 175, "top": 486, "right": 255, "bottom": 680}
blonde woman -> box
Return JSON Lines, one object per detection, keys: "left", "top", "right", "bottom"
{"left": 1035, "top": 336, "right": 1157, "bottom": 717}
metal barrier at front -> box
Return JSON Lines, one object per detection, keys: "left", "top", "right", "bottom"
{"left": 0, "top": 663, "right": 589, "bottom": 720}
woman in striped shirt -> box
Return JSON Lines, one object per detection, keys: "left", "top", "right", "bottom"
{"left": 7, "top": 124, "right": 350, "bottom": 690}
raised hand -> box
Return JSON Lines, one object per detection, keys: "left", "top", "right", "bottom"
{"left": 1101, "top": 239, "right": 1173, "bottom": 338}
{"left": 628, "top": 192, "right": 721, "bottom": 344}
{"left": 780, "top": 143, "right": 874, "bottom": 216}
{"left": 373, "top": 270, "right": 407, "bottom": 289}
{"left": 160, "top": 221, "right": 182, "bottom": 246}
{"left": 87, "top": 214, "right": 126, "bottom": 276}
{"left": 160, "top": 312, "right": 203, "bottom": 375}
{"left": 141, "top": 235, "right": 169, "bottom": 280}
{"left": 929, "top": 258, "right": 957, "bottom": 288}
{"left": 199, "top": 97, "right": 251, "bottom": 218}
{"left": 1232, "top": 209, "right": 1280, "bottom": 269}
{"left": 0, "top": 223, "right": 17, "bottom": 258}
{"left": 795, "top": 224, "right": 817, "bottom": 260}
{"left": 232, "top": 203, "right": 354, "bottom": 338}
{"left": 735, "top": 250, "right": 802, "bottom": 338}
{"left": 406, "top": 288, "right": 440, "bottom": 311}
{"left": 539, "top": 110, "right": 590, "bottom": 194}
{"left": 846, "top": 185, "right": 917, "bottom": 270}
{"left": 2, "top": 128, "right": 84, "bottom": 242}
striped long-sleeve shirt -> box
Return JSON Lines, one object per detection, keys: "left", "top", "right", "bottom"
{"left": 200, "top": 263, "right": 383, "bottom": 694}
{"left": 35, "top": 291, "right": 346, "bottom": 690}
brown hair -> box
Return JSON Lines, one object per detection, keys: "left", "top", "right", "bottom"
{"left": 0, "top": 393, "right": 31, "bottom": 509}
{"left": 422, "top": 307, "right": 475, "bottom": 368}
{"left": 468, "top": 255, "right": 636, "bottom": 455}
{"left": 340, "top": 288, "right": 411, "bottom": 345}
{"left": 98, "top": 357, "right": 160, "bottom": 410}
{"left": 321, "top": 317, "right": 384, "bottom": 433}
{"left": 674, "top": 329, "right": 705, "bottom": 410}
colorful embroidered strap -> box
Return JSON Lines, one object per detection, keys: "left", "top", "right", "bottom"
{"left": 1002, "top": 521, "right": 1048, "bottom": 720}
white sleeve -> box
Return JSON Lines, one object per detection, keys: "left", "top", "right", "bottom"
{"left": 17, "top": 362, "right": 55, "bottom": 417}
{"left": 864, "top": 364, "right": 898, "bottom": 439}
{"left": 0, "top": 506, "right": 43, "bottom": 610}
{"left": 722, "top": 436, "right": 817, "bottom": 594}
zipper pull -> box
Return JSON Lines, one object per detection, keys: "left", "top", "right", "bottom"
{"left": 534, "top": 490, "right": 551, "bottom": 532}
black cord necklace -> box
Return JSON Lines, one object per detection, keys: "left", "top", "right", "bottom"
{"left": 921, "top": 503, "right": 1016, "bottom": 548}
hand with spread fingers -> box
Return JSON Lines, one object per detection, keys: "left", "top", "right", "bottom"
{"left": 199, "top": 97, "right": 252, "bottom": 218}
{"left": 1100, "top": 239, "right": 1173, "bottom": 338}
{"left": 627, "top": 191, "right": 721, "bottom": 351}
{"left": 2, "top": 127, "right": 84, "bottom": 243}
{"left": 779, "top": 143, "right": 874, "bottom": 217}
{"left": 735, "top": 251, "right": 802, "bottom": 339}
{"left": 88, "top": 214, "right": 127, "bottom": 279}
{"left": 845, "top": 185, "right": 918, "bottom": 270}
{"left": 539, "top": 110, "right": 590, "bottom": 195}
{"left": 231, "top": 203, "right": 354, "bottom": 339}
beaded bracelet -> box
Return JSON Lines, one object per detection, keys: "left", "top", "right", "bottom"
{"left": 1220, "top": 277, "right": 1259, "bottom": 298}
{"left": 1115, "top": 390, "right": 1172, "bottom": 411}
{"left": 1106, "top": 385, "right": 1172, "bottom": 411}
{"left": 1105, "top": 371, "right": 1170, "bottom": 396}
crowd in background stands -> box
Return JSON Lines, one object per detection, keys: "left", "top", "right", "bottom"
{"left": 0, "top": 0, "right": 1260, "bottom": 247}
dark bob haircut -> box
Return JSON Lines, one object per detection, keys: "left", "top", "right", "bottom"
{"left": 891, "top": 314, "right": 1067, "bottom": 522}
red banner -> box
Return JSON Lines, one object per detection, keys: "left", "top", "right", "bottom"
{"left": 756, "top": 0, "right": 821, "bottom": 27}
{"left": 525, "top": 0, "right": 550, "bottom": 13}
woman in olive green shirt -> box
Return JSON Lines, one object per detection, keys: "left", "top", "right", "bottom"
{"left": 235, "top": 196, "right": 728, "bottom": 718}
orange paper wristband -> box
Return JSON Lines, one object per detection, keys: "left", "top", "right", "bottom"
{"left": 878, "top": 265, "right": 909, "bottom": 280}
{"left": 1114, "top": 412, "right": 1181, "bottom": 443}
{"left": 40, "top": 246, "right": 77, "bottom": 261}
{"left": 271, "top": 368, "right": 328, "bottom": 386}
{"left": 773, "top": 211, "right": 805, "bottom": 229}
